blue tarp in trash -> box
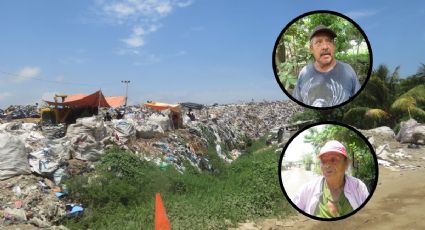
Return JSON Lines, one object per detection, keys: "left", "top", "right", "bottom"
{"left": 71, "top": 206, "right": 84, "bottom": 214}
{"left": 55, "top": 192, "right": 68, "bottom": 198}
{"left": 66, "top": 204, "right": 84, "bottom": 217}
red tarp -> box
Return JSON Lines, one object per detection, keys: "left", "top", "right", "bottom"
{"left": 45, "top": 91, "right": 125, "bottom": 108}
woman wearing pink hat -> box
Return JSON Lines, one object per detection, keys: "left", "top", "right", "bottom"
{"left": 292, "top": 140, "right": 369, "bottom": 218}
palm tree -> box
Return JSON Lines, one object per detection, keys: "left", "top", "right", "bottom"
{"left": 390, "top": 64, "right": 425, "bottom": 122}
{"left": 343, "top": 64, "right": 425, "bottom": 128}
{"left": 392, "top": 96, "right": 416, "bottom": 118}
{"left": 343, "top": 65, "right": 399, "bottom": 128}
{"left": 365, "top": 109, "right": 390, "bottom": 127}
{"left": 391, "top": 85, "right": 425, "bottom": 122}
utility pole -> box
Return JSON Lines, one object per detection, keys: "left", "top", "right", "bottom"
{"left": 121, "top": 80, "right": 130, "bottom": 107}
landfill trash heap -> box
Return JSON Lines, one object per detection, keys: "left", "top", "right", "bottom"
{"left": 360, "top": 118, "right": 425, "bottom": 172}
{"left": 0, "top": 105, "right": 40, "bottom": 120}
{"left": 0, "top": 100, "right": 303, "bottom": 228}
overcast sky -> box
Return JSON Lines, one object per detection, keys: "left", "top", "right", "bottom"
{"left": 282, "top": 125, "right": 326, "bottom": 162}
{"left": 1, "top": 0, "right": 425, "bottom": 108}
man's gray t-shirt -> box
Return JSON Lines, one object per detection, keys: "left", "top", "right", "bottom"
{"left": 292, "top": 61, "right": 361, "bottom": 107}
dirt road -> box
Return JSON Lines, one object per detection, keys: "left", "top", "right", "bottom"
{"left": 232, "top": 166, "right": 425, "bottom": 230}
{"left": 285, "top": 167, "right": 425, "bottom": 230}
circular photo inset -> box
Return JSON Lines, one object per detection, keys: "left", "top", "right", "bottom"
{"left": 278, "top": 122, "right": 378, "bottom": 220}
{"left": 272, "top": 10, "right": 373, "bottom": 109}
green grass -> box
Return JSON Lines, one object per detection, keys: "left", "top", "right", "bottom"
{"left": 62, "top": 139, "right": 294, "bottom": 230}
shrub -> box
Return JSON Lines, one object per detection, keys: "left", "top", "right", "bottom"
{"left": 64, "top": 139, "right": 294, "bottom": 229}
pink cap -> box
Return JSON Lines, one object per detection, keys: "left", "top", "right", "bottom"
{"left": 319, "top": 140, "right": 347, "bottom": 158}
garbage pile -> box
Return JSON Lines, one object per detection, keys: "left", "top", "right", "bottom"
{"left": 0, "top": 101, "right": 304, "bottom": 179}
{"left": 0, "top": 175, "right": 69, "bottom": 228}
{"left": 0, "top": 100, "right": 304, "bottom": 228}
{"left": 0, "top": 119, "right": 97, "bottom": 228}
{"left": 0, "top": 105, "right": 40, "bottom": 120}
{"left": 109, "top": 101, "right": 304, "bottom": 166}
{"left": 396, "top": 118, "right": 425, "bottom": 145}
{"left": 42, "top": 124, "right": 66, "bottom": 139}
{"left": 191, "top": 101, "right": 304, "bottom": 139}
{"left": 361, "top": 122, "right": 425, "bottom": 171}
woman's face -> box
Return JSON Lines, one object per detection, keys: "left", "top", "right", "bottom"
{"left": 319, "top": 153, "right": 348, "bottom": 180}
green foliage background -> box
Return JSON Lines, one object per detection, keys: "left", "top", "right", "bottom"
{"left": 275, "top": 13, "right": 370, "bottom": 93}
{"left": 303, "top": 124, "right": 377, "bottom": 191}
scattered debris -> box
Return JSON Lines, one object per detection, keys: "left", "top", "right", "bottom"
{"left": 362, "top": 121, "right": 424, "bottom": 172}
{"left": 396, "top": 119, "right": 425, "bottom": 144}
{"left": 4, "top": 101, "right": 422, "bottom": 228}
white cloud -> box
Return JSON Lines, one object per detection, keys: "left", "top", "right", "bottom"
{"left": 97, "top": 0, "right": 188, "bottom": 23}
{"left": 121, "top": 24, "right": 162, "bottom": 48}
{"left": 94, "top": 0, "right": 193, "bottom": 52}
{"left": 15, "top": 66, "right": 41, "bottom": 82}
{"left": 0, "top": 92, "right": 12, "bottom": 101}
{"left": 133, "top": 26, "right": 146, "bottom": 36}
{"left": 155, "top": 2, "right": 172, "bottom": 15}
{"left": 122, "top": 35, "right": 145, "bottom": 47}
{"left": 104, "top": 2, "right": 136, "bottom": 18}
{"left": 345, "top": 9, "right": 379, "bottom": 19}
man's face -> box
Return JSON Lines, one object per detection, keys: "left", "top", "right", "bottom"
{"left": 310, "top": 33, "right": 335, "bottom": 67}
{"left": 319, "top": 153, "right": 347, "bottom": 180}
